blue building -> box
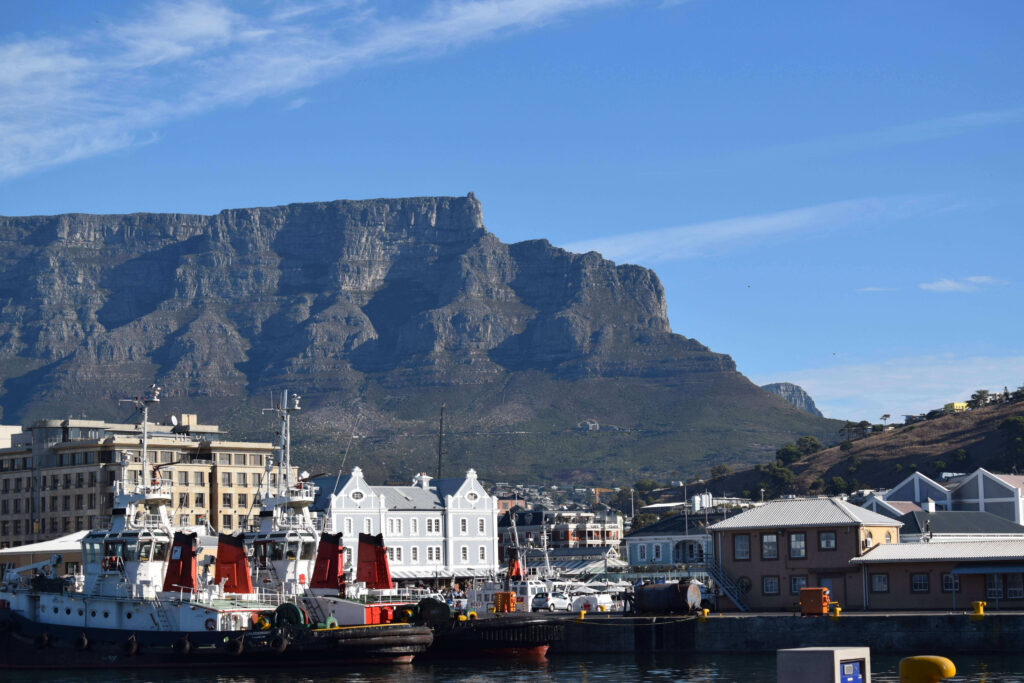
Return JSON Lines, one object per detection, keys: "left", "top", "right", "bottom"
{"left": 624, "top": 515, "right": 712, "bottom": 567}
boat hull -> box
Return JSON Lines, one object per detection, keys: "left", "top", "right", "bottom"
{"left": 423, "top": 614, "right": 563, "bottom": 662}
{"left": 0, "top": 608, "right": 432, "bottom": 669}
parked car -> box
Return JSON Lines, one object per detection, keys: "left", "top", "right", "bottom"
{"left": 531, "top": 591, "right": 572, "bottom": 611}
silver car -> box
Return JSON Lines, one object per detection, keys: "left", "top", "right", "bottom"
{"left": 532, "top": 591, "right": 572, "bottom": 611}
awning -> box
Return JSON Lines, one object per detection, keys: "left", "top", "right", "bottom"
{"left": 951, "top": 564, "right": 1024, "bottom": 575}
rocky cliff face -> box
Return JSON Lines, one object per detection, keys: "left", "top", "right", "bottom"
{"left": 761, "top": 383, "right": 824, "bottom": 417}
{"left": 0, "top": 196, "right": 837, "bottom": 483}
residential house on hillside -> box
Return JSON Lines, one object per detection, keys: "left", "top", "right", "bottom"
{"left": 708, "top": 497, "right": 900, "bottom": 611}
{"left": 851, "top": 540, "right": 1024, "bottom": 611}
{"left": 869, "top": 468, "right": 1024, "bottom": 524}
{"left": 311, "top": 467, "right": 498, "bottom": 584}
{"left": 624, "top": 514, "right": 712, "bottom": 567}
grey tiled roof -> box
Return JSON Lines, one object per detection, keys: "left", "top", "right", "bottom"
{"left": 708, "top": 497, "right": 901, "bottom": 531}
{"left": 851, "top": 540, "right": 1024, "bottom": 564}
{"left": 898, "top": 511, "right": 1024, "bottom": 536}
{"left": 373, "top": 485, "right": 444, "bottom": 510}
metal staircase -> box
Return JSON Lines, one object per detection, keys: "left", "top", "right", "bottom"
{"left": 302, "top": 592, "right": 328, "bottom": 626}
{"left": 152, "top": 598, "right": 173, "bottom": 630}
{"left": 705, "top": 562, "right": 750, "bottom": 612}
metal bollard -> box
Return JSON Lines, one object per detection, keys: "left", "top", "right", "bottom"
{"left": 899, "top": 656, "right": 956, "bottom": 682}
{"left": 970, "top": 601, "right": 986, "bottom": 621}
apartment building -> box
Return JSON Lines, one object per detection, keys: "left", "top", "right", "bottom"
{"left": 498, "top": 507, "right": 624, "bottom": 562}
{"left": 0, "top": 415, "right": 281, "bottom": 548}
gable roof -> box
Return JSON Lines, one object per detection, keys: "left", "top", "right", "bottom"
{"left": 373, "top": 485, "right": 443, "bottom": 510}
{"left": 309, "top": 474, "right": 352, "bottom": 511}
{"left": 898, "top": 510, "right": 1024, "bottom": 536}
{"left": 709, "top": 497, "right": 901, "bottom": 531}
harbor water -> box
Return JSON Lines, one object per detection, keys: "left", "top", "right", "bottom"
{"left": 5, "top": 653, "right": 1024, "bottom": 682}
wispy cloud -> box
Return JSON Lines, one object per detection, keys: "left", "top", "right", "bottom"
{"left": 285, "top": 97, "right": 311, "bottom": 111}
{"left": 562, "top": 195, "right": 938, "bottom": 263}
{"left": 0, "top": 0, "right": 621, "bottom": 182}
{"left": 919, "top": 275, "right": 1008, "bottom": 293}
{"left": 757, "top": 354, "right": 1024, "bottom": 422}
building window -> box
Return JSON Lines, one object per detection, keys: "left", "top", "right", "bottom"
{"left": 479, "top": 546, "right": 486, "bottom": 561}
{"left": 351, "top": 490, "right": 364, "bottom": 501}
{"left": 871, "top": 574, "right": 889, "bottom": 593}
{"left": 364, "top": 518, "right": 372, "bottom": 534}
{"left": 194, "top": 493, "right": 205, "bottom": 507}
{"left": 221, "top": 515, "right": 232, "bottom": 530}
{"left": 638, "top": 544, "right": 647, "bottom": 561}
{"left": 1008, "top": 574, "right": 1024, "bottom": 599}
{"left": 394, "top": 547, "right": 402, "bottom": 562}
{"left": 427, "top": 518, "right": 440, "bottom": 535}
{"left": 790, "top": 575, "right": 808, "bottom": 594}
{"left": 865, "top": 531, "right": 874, "bottom": 548}
{"left": 941, "top": 573, "right": 960, "bottom": 593}
{"left": 654, "top": 544, "right": 662, "bottom": 561}
{"left": 884, "top": 531, "right": 892, "bottom": 544}
{"left": 460, "top": 518, "right": 468, "bottom": 535}
{"left": 733, "top": 534, "right": 750, "bottom": 561}
{"left": 237, "top": 515, "right": 248, "bottom": 529}
{"left": 178, "top": 472, "right": 189, "bottom": 486}
{"left": 344, "top": 518, "right": 353, "bottom": 535}
{"left": 761, "top": 533, "right": 778, "bottom": 560}
{"left": 193, "top": 471, "right": 205, "bottom": 486}
{"left": 237, "top": 494, "right": 248, "bottom": 509}
{"left": 460, "top": 546, "right": 468, "bottom": 562}
{"left": 818, "top": 531, "right": 836, "bottom": 551}
{"left": 222, "top": 493, "right": 232, "bottom": 508}
{"left": 395, "top": 519, "right": 402, "bottom": 535}
{"left": 388, "top": 519, "right": 395, "bottom": 535}
{"left": 411, "top": 547, "right": 419, "bottom": 563}
{"left": 987, "top": 574, "right": 1003, "bottom": 599}
{"left": 478, "top": 518, "right": 485, "bottom": 534}
{"left": 221, "top": 472, "right": 231, "bottom": 487}
{"left": 911, "top": 573, "right": 930, "bottom": 593}
{"left": 789, "top": 533, "right": 806, "bottom": 559}
{"left": 236, "top": 472, "right": 247, "bottom": 487}
{"left": 411, "top": 518, "right": 419, "bottom": 535}
{"left": 762, "top": 576, "right": 780, "bottom": 595}
{"left": 178, "top": 493, "right": 189, "bottom": 508}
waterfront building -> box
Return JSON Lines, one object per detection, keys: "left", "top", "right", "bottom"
{"left": 311, "top": 467, "right": 499, "bottom": 584}
{"left": 497, "top": 507, "right": 624, "bottom": 561}
{"left": 895, "top": 510, "right": 1024, "bottom": 543}
{"left": 624, "top": 514, "right": 712, "bottom": 567}
{"left": 708, "top": 497, "right": 900, "bottom": 611}
{"left": 520, "top": 545, "right": 627, "bottom": 577}
{"left": 850, "top": 539, "right": 1024, "bottom": 610}
{"left": 867, "top": 468, "right": 1024, "bottom": 523}
{"left": 0, "top": 416, "right": 283, "bottom": 548}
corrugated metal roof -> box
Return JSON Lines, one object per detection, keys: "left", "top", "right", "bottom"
{"left": 708, "top": 497, "right": 901, "bottom": 531}
{"left": 899, "top": 511, "right": 1024, "bottom": 536}
{"left": 851, "top": 540, "right": 1024, "bottom": 564}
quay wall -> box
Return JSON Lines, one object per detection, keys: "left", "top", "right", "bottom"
{"left": 550, "top": 613, "right": 1024, "bottom": 655}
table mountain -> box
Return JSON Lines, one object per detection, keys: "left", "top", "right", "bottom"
{"left": 761, "top": 383, "right": 824, "bottom": 417}
{"left": 0, "top": 195, "right": 840, "bottom": 484}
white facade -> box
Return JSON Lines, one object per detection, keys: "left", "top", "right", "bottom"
{"left": 313, "top": 467, "right": 499, "bottom": 583}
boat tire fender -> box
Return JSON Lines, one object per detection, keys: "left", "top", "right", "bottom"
{"left": 270, "top": 633, "right": 289, "bottom": 654}
{"left": 75, "top": 632, "right": 88, "bottom": 651}
{"left": 124, "top": 635, "right": 139, "bottom": 656}
{"left": 172, "top": 636, "right": 191, "bottom": 655}
{"left": 225, "top": 637, "right": 244, "bottom": 656}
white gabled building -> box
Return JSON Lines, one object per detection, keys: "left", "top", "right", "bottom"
{"left": 311, "top": 467, "right": 499, "bottom": 584}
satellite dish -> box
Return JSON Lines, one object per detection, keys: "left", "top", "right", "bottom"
{"left": 171, "top": 416, "right": 178, "bottom": 426}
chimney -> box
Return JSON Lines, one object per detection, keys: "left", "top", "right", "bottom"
{"left": 925, "top": 498, "right": 935, "bottom": 513}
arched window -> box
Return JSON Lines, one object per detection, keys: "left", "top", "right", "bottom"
{"left": 866, "top": 531, "right": 874, "bottom": 547}
{"left": 885, "top": 531, "right": 892, "bottom": 544}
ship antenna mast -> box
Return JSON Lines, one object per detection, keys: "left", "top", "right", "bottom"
{"left": 120, "top": 385, "right": 161, "bottom": 491}
{"left": 263, "top": 390, "right": 300, "bottom": 496}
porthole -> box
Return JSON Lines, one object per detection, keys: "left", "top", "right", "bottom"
{"left": 65, "top": 608, "right": 71, "bottom": 615}
{"left": 91, "top": 610, "right": 96, "bottom": 617}
{"left": 78, "top": 609, "right": 83, "bottom": 616}
{"left": 351, "top": 491, "right": 365, "bottom": 501}
{"left": 126, "top": 612, "right": 132, "bottom": 619}
{"left": 467, "top": 492, "right": 479, "bottom": 502}
{"left": 103, "top": 611, "right": 109, "bottom": 618}
{"left": 52, "top": 607, "right": 57, "bottom": 614}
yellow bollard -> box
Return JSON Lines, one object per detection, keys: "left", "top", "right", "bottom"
{"left": 599, "top": 605, "right": 605, "bottom": 612}
{"left": 579, "top": 610, "right": 586, "bottom": 620}
{"left": 970, "top": 601, "right": 986, "bottom": 621}
{"left": 829, "top": 603, "right": 842, "bottom": 621}
{"left": 899, "top": 656, "right": 956, "bottom": 683}
{"left": 698, "top": 608, "right": 709, "bottom": 622}
{"left": 468, "top": 611, "right": 477, "bottom": 620}
{"left": 457, "top": 614, "right": 467, "bottom": 622}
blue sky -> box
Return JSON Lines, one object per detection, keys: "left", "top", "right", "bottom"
{"left": 1, "top": 1, "right": 1022, "bottom": 421}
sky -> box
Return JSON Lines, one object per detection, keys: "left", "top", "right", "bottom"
{"left": 1, "top": 0, "right": 1022, "bottom": 422}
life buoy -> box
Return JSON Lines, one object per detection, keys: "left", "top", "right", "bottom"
{"left": 204, "top": 618, "right": 217, "bottom": 631}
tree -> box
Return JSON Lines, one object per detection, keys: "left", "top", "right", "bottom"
{"left": 881, "top": 414, "right": 891, "bottom": 427}
{"left": 970, "top": 390, "right": 991, "bottom": 409}
{"left": 857, "top": 420, "right": 872, "bottom": 438}
{"left": 795, "top": 436, "right": 823, "bottom": 456}
{"left": 776, "top": 443, "right": 802, "bottom": 466}
{"left": 631, "top": 513, "right": 658, "bottom": 531}
{"left": 824, "top": 476, "right": 848, "bottom": 496}
{"left": 710, "top": 464, "right": 732, "bottom": 479}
